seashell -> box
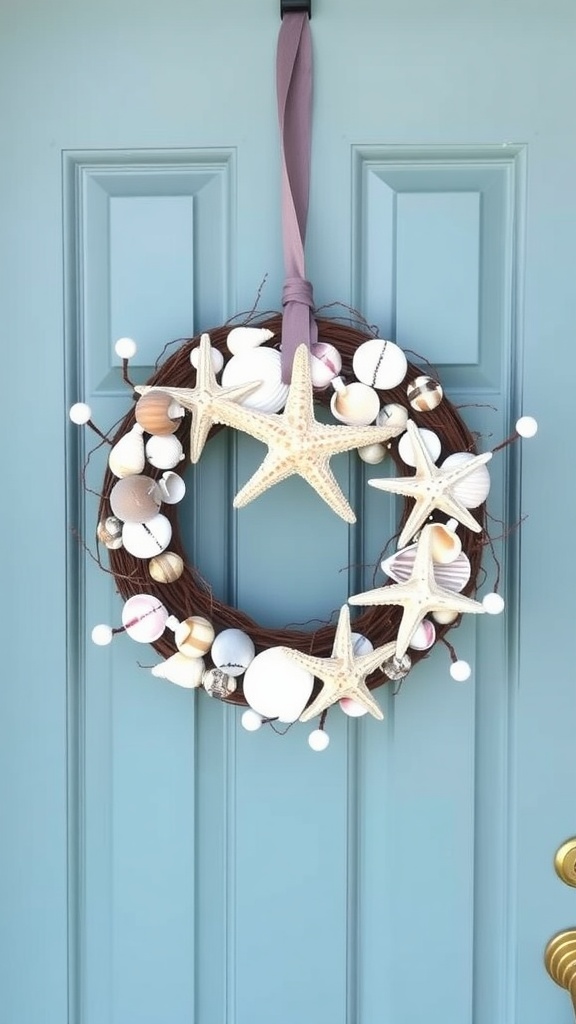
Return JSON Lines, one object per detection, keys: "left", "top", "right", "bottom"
{"left": 339, "top": 697, "right": 368, "bottom": 717}
{"left": 383, "top": 653, "right": 412, "bottom": 680}
{"left": 398, "top": 426, "right": 441, "bottom": 467}
{"left": 156, "top": 471, "right": 186, "bottom": 505}
{"left": 148, "top": 551, "right": 184, "bottom": 584}
{"left": 152, "top": 652, "right": 204, "bottom": 688}
{"left": 440, "top": 452, "right": 491, "bottom": 508}
{"left": 408, "top": 618, "right": 436, "bottom": 651}
{"left": 122, "top": 514, "right": 172, "bottom": 558}
{"left": 377, "top": 403, "right": 408, "bottom": 432}
{"left": 330, "top": 381, "right": 380, "bottom": 426}
{"left": 226, "top": 326, "right": 275, "bottom": 355}
{"left": 358, "top": 442, "right": 387, "bottom": 465}
{"left": 352, "top": 339, "right": 408, "bottom": 390}
{"left": 210, "top": 628, "right": 256, "bottom": 677}
{"left": 432, "top": 608, "right": 460, "bottom": 625}
{"left": 351, "top": 632, "right": 374, "bottom": 656}
{"left": 309, "top": 341, "right": 342, "bottom": 388}
{"left": 190, "top": 346, "right": 224, "bottom": 373}
{"left": 381, "top": 544, "right": 471, "bottom": 593}
{"left": 145, "top": 434, "right": 185, "bottom": 470}
{"left": 221, "top": 347, "right": 288, "bottom": 413}
{"left": 407, "top": 375, "right": 443, "bottom": 412}
{"left": 110, "top": 474, "right": 162, "bottom": 523}
{"left": 108, "top": 424, "right": 146, "bottom": 478}
{"left": 243, "top": 647, "right": 314, "bottom": 723}
{"left": 121, "top": 594, "right": 169, "bottom": 642}
{"left": 174, "top": 615, "right": 215, "bottom": 658}
{"left": 202, "top": 667, "right": 237, "bottom": 699}
{"left": 135, "top": 390, "right": 184, "bottom": 436}
{"left": 429, "top": 522, "right": 462, "bottom": 564}
{"left": 97, "top": 515, "right": 123, "bottom": 550}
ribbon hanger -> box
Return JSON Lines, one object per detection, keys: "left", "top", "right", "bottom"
{"left": 276, "top": 9, "right": 317, "bottom": 382}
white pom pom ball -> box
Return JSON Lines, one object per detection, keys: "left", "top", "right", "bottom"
{"left": 69, "top": 402, "right": 92, "bottom": 424}
{"left": 483, "top": 592, "right": 505, "bottom": 615}
{"left": 450, "top": 659, "right": 471, "bottom": 682}
{"left": 241, "top": 710, "right": 263, "bottom": 732}
{"left": 308, "top": 729, "right": 330, "bottom": 751}
{"left": 91, "top": 624, "right": 113, "bottom": 646}
{"left": 115, "top": 337, "right": 137, "bottom": 359}
{"left": 515, "top": 416, "right": 538, "bottom": 438}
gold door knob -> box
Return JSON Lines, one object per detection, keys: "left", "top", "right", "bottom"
{"left": 555, "top": 840, "right": 576, "bottom": 887}
{"left": 544, "top": 930, "right": 576, "bottom": 1014}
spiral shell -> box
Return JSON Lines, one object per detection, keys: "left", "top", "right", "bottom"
{"left": 226, "top": 326, "right": 275, "bottom": 355}
{"left": 97, "top": 515, "right": 123, "bottom": 550}
{"left": 108, "top": 424, "right": 146, "bottom": 478}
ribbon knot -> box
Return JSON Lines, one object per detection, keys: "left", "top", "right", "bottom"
{"left": 282, "top": 276, "right": 315, "bottom": 309}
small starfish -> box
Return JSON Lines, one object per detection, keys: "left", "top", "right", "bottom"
{"left": 277, "top": 605, "right": 396, "bottom": 723}
{"left": 213, "top": 344, "right": 405, "bottom": 523}
{"left": 349, "top": 524, "right": 485, "bottom": 658}
{"left": 368, "top": 419, "right": 492, "bottom": 548}
{"left": 135, "top": 333, "right": 261, "bottom": 463}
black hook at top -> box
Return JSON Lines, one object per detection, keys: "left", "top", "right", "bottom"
{"left": 281, "top": 0, "right": 311, "bottom": 17}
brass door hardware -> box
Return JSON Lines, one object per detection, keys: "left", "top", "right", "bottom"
{"left": 555, "top": 840, "right": 576, "bottom": 888}
{"left": 544, "top": 930, "right": 576, "bottom": 1014}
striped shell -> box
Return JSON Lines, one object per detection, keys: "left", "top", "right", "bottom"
{"left": 148, "top": 551, "right": 184, "bottom": 584}
{"left": 441, "top": 452, "right": 491, "bottom": 508}
{"left": 381, "top": 544, "right": 471, "bottom": 593}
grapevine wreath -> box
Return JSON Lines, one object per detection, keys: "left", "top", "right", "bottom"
{"left": 69, "top": 12, "right": 536, "bottom": 749}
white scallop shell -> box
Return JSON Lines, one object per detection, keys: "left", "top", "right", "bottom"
{"left": 398, "top": 426, "right": 441, "bottom": 467}
{"left": 122, "top": 514, "right": 172, "bottom": 558}
{"left": 381, "top": 544, "right": 471, "bottom": 592}
{"left": 108, "top": 424, "right": 146, "bottom": 478}
{"left": 151, "top": 652, "right": 205, "bottom": 688}
{"left": 352, "top": 339, "right": 408, "bottom": 389}
{"left": 226, "top": 326, "right": 275, "bottom": 355}
{"left": 221, "top": 347, "right": 288, "bottom": 413}
{"left": 210, "top": 628, "right": 256, "bottom": 677}
{"left": 330, "top": 382, "right": 380, "bottom": 426}
{"left": 441, "top": 452, "right": 491, "bottom": 508}
{"left": 145, "top": 434, "right": 185, "bottom": 470}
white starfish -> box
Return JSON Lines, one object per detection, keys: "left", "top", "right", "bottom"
{"left": 348, "top": 524, "right": 485, "bottom": 658}
{"left": 277, "top": 605, "right": 396, "bottom": 722}
{"left": 368, "top": 419, "right": 492, "bottom": 548}
{"left": 213, "top": 344, "right": 405, "bottom": 523}
{"left": 135, "top": 333, "right": 261, "bottom": 463}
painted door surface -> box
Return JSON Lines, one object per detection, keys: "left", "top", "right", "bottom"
{"left": 2, "top": 1, "right": 575, "bottom": 1022}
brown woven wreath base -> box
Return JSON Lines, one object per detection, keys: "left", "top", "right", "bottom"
{"left": 98, "top": 314, "right": 486, "bottom": 707}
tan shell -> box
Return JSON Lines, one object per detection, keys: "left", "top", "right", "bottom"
{"left": 148, "top": 551, "right": 184, "bottom": 584}
{"left": 135, "top": 390, "right": 183, "bottom": 436}
{"left": 175, "top": 615, "right": 215, "bottom": 658}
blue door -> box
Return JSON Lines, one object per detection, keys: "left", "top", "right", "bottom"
{"left": 1, "top": 2, "right": 575, "bottom": 1022}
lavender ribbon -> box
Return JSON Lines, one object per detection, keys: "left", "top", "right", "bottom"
{"left": 277, "top": 12, "right": 318, "bottom": 382}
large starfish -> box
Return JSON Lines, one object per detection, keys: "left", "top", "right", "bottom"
{"left": 349, "top": 524, "right": 485, "bottom": 658}
{"left": 368, "top": 419, "right": 492, "bottom": 548}
{"left": 135, "top": 333, "right": 261, "bottom": 463}
{"left": 213, "top": 344, "right": 405, "bottom": 523}
{"left": 277, "top": 605, "right": 396, "bottom": 723}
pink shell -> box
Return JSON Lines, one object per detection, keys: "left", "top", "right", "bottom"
{"left": 381, "top": 544, "right": 471, "bottom": 593}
